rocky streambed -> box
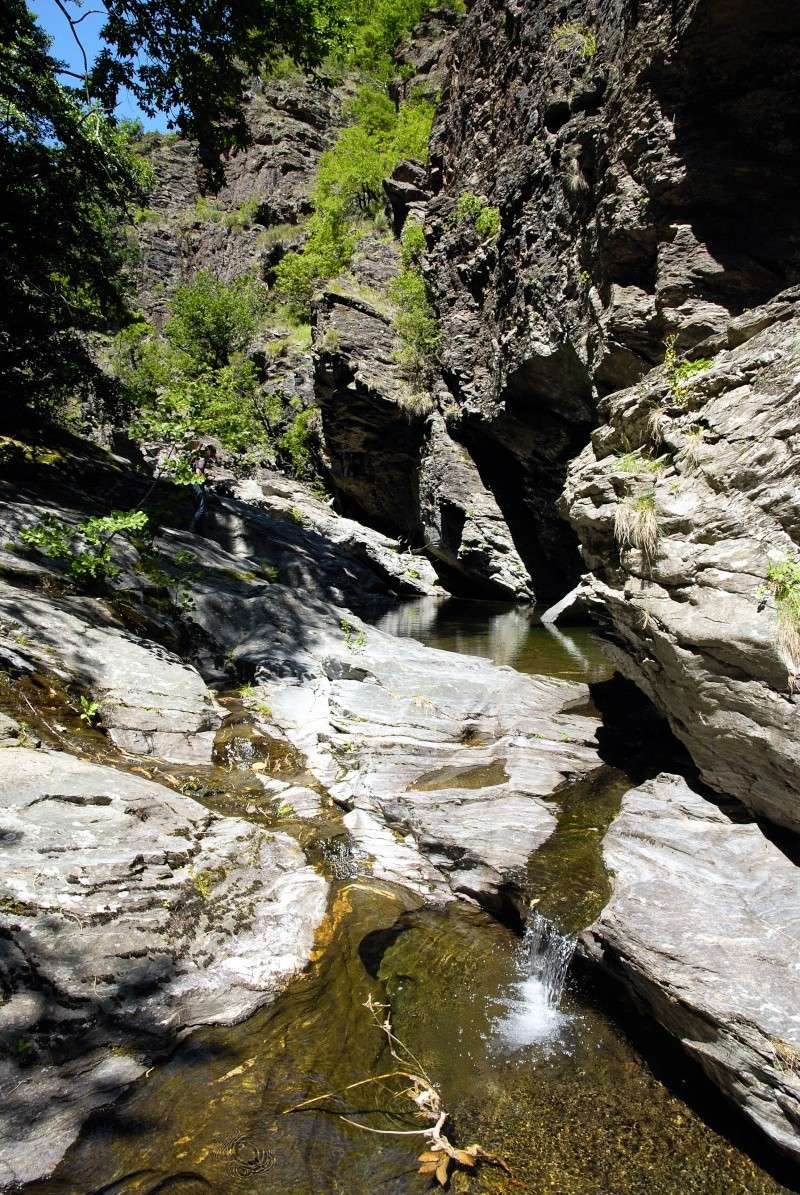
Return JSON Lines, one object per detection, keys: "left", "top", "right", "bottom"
{"left": 0, "top": 442, "right": 798, "bottom": 1192}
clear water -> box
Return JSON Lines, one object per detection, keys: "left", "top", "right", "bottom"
{"left": 371, "top": 595, "right": 612, "bottom": 682}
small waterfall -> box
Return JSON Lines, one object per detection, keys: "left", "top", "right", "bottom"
{"left": 494, "top": 910, "right": 575, "bottom": 1048}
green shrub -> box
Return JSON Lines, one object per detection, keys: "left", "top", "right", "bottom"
{"left": 452, "top": 192, "right": 501, "bottom": 241}
{"left": 131, "top": 358, "right": 267, "bottom": 454}
{"left": 273, "top": 87, "right": 435, "bottom": 319}
{"left": 338, "top": 0, "right": 466, "bottom": 81}
{"left": 165, "top": 271, "right": 267, "bottom": 368}
{"left": 389, "top": 266, "right": 440, "bottom": 389}
{"left": 400, "top": 218, "right": 426, "bottom": 268}
{"left": 663, "top": 336, "right": 713, "bottom": 399}
{"left": 19, "top": 509, "right": 148, "bottom": 583}
{"left": 552, "top": 21, "right": 598, "bottom": 59}
{"left": 278, "top": 408, "right": 321, "bottom": 479}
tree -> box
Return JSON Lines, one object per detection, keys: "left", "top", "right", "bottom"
{"left": 0, "top": 1, "right": 152, "bottom": 416}
{"left": 60, "top": 0, "right": 348, "bottom": 153}
{"left": 0, "top": 0, "right": 346, "bottom": 419}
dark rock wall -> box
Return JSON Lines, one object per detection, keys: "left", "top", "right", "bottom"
{"left": 132, "top": 76, "right": 340, "bottom": 325}
{"left": 424, "top": 0, "right": 800, "bottom": 600}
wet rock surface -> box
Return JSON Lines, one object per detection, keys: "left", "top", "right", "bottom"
{"left": 254, "top": 610, "right": 601, "bottom": 914}
{"left": 0, "top": 748, "right": 327, "bottom": 1189}
{"left": 582, "top": 773, "right": 800, "bottom": 1161}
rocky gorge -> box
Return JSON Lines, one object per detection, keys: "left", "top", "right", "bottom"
{"left": 2, "top": 0, "right": 800, "bottom": 1192}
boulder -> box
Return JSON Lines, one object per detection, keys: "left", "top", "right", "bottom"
{"left": 583, "top": 774, "right": 800, "bottom": 1161}
{"left": 0, "top": 748, "right": 327, "bottom": 1188}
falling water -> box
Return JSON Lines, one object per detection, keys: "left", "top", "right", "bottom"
{"left": 494, "top": 910, "right": 576, "bottom": 1048}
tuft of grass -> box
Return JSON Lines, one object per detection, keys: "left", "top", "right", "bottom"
{"left": 765, "top": 558, "right": 800, "bottom": 671}
{"left": 552, "top": 21, "right": 597, "bottom": 59}
{"left": 663, "top": 336, "right": 713, "bottom": 399}
{"left": 397, "top": 389, "right": 434, "bottom": 419}
{"left": 614, "top": 493, "right": 659, "bottom": 559}
{"left": 614, "top": 451, "right": 663, "bottom": 475}
{"left": 646, "top": 405, "right": 667, "bottom": 446}
{"left": 681, "top": 426, "right": 707, "bottom": 468}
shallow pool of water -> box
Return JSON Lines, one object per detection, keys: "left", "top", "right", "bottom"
{"left": 24, "top": 601, "right": 798, "bottom": 1195}
{"left": 370, "top": 596, "right": 612, "bottom": 683}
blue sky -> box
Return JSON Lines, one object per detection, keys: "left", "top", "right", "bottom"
{"left": 31, "top": 0, "right": 170, "bottom": 130}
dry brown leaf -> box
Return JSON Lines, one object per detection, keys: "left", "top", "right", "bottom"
{"left": 418, "top": 1161, "right": 439, "bottom": 1176}
{"left": 435, "top": 1155, "right": 450, "bottom": 1185}
{"left": 453, "top": 1149, "right": 477, "bottom": 1168}
{"left": 418, "top": 1151, "right": 441, "bottom": 1163}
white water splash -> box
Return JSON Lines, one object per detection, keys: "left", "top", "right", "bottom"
{"left": 493, "top": 911, "right": 575, "bottom": 1048}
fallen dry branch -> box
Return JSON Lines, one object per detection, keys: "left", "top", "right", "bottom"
{"left": 282, "top": 994, "right": 517, "bottom": 1187}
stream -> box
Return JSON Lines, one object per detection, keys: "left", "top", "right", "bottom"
{"left": 25, "top": 600, "right": 795, "bottom": 1195}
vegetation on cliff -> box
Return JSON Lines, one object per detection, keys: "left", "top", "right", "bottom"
{"left": 274, "top": 87, "right": 435, "bottom": 319}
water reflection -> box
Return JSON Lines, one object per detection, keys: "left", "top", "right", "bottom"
{"left": 371, "top": 597, "right": 612, "bottom": 683}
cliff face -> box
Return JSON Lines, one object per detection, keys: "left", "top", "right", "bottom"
{"left": 424, "top": 0, "right": 800, "bottom": 600}
{"left": 133, "top": 74, "right": 339, "bottom": 325}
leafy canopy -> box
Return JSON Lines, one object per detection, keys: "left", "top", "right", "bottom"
{"left": 80, "top": 0, "right": 347, "bottom": 152}
{"left": 0, "top": 0, "right": 152, "bottom": 415}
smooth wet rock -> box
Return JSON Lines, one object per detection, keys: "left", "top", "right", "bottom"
{"left": 583, "top": 774, "right": 800, "bottom": 1161}
{"left": 0, "top": 748, "right": 327, "bottom": 1188}
{"left": 251, "top": 610, "right": 601, "bottom": 913}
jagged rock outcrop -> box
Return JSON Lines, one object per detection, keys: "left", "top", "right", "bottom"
{"left": 562, "top": 291, "right": 800, "bottom": 832}
{"left": 0, "top": 748, "right": 327, "bottom": 1189}
{"left": 419, "top": 413, "right": 535, "bottom": 599}
{"left": 423, "top": 0, "right": 800, "bottom": 600}
{"left": 133, "top": 74, "right": 340, "bottom": 323}
{"left": 313, "top": 241, "right": 535, "bottom": 598}
{"left": 582, "top": 774, "right": 800, "bottom": 1161}
{"left": 313, "top": 246, "right": 428, "bottom": 540}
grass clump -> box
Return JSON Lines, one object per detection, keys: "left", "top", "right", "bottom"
{"left": 614, "top": 451, "right": 664, "bottom": 475}
{"left": 551, "top": 21, "right": 598, "bottom": 59}
{"left": 614, "top": 493, "right": 659, "bottom": 559}
{"left": 663, "top": 336, "right": 713, "bottom": 399}
{"left": 222, "top": 197, "right": 262, "bottom": 231}
{"left": 765, "top": 558, "right": 800, "bottom": 670}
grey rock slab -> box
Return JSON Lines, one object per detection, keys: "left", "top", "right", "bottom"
{"left": 583, "top": 773, "right": 800, "bottom": 1161}
{"left": 0, "top": 579, "right": 220, "bottom": 763}
{"left": 0, "top": 748, "right": 327, "bottom": 1189}
{"left": 562, "top": 295, "right": 800, "bottom": 832}
{"left": 256, "top": 611, "right": 601, "bottom": 910}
